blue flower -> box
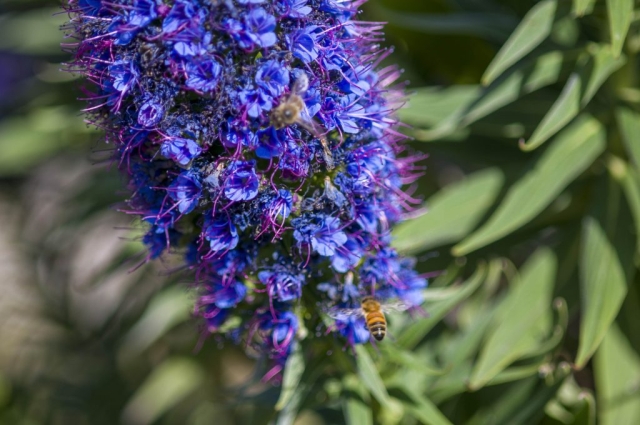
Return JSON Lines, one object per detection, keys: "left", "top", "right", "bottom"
{"left": 288, "top": 26, "right": 320, "bottom": 63}
{"left": 259, "top": 269, "right": 304, "bottom": 302}
{"left": 138, "top": 100, "right": 164, "bottom": 127}
{"left": 244, "top": 8, "right": 277, "bottom": 49}
{"left": 185, "top": 58, "right": 222, "bottom": 92}
{"left": 66, "top": 0, "right": 425, "bottom": 371}
{"left": 160, "top": 137, "right": 202, "bottom": 165}
{"left": 205, "top": 280, "right": 247, "bottom": 309}
{"left": 294, "top": 215, "right": 347, "bottom": 256}
{"left": 256, "top": 60, "right": 290, "bottom": 97}
{"left": 256, "top": 127, "right": 284, "bottom": 158}
{"left": 223, "top": 160, "right": 260, "bottom": 202}
{"left": 169, "top": 172, "right": 202, "bottom": 214}
{"left": 204, "top": 215, "right": 239, "bottom": 252}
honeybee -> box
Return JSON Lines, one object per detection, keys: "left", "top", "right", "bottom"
{"left": 327, "top": 295, "right": 409, "bottom": 341}
{"left": 270, "top": 73, "right": 335, "bottom": 170}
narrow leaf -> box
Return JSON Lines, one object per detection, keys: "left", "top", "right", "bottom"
{"left": 482, "top": 0, "right": 558, "bottom": 85}
{"left": 355, "top": 345, "right": 391, "bottom": 407}
{"left": 453, "top": 115, "right": 605, "bottom": 256}
{"left": 121, "top": 358, "right": 203, "bottom": 425}
{"left": 607, "top": 0, "right": 633, "bottom": 57}
{"left": 395, "top": 387, "right": 453, "bottom": 425}
{"left": 616, "top": 107, "right": 640, "bottom": 169}
{"left": 393, "top": 168, "right": 504, "bottom": 253}
{"left": 573, "top": 0, "right": 597, "bottom": 16}
{"left": 400, "top": 86, "right": 479, "bottom": 129}
{"left": 397, "top": 264, "right": 486, "bottom": 350}
{"left": 594, "top": 324, "right": 640, "bottom": 424}
{"left": 521, "top": 72, "right": 582, "bottom": 151}
{"left": 581, "top": 45, "right": 626, "bottom": 105}
{"left": 344, "top": 396, "right": 373, "bottom": 425}
{"left": 521, "top": 45, "right": 623, "bottom": 151}
{"left": 576, "top": 217, "right": 628, "bottom": 368}
{"left": 469, "top": 248, "right": 557, "bottom": 390}
{"left": 275, "top": 345, "right": 305, "bottom": 411}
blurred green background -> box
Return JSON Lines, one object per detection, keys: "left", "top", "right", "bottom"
{"left": 1, "top": 0, "right": 639, "bottom": 424}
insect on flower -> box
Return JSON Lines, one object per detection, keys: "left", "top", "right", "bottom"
{"left": 326, "top": 274, "right": 409, "bottom": 342}
{"left": 270, "top": 73, "right": 335, "bottom": 170}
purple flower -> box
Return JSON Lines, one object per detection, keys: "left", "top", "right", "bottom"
{"left": 256, "top": 127, "right": 284, "bottom": 158}
{"left": 162, "top": 0, "right": 202, "bottom": 34}
{"left": 204, "top": 215, "right": 239, "bottom": 252}
{"left": 65, "top": 0, "right": 425, "bottom": 370}
{"left": 169, "top": 172, "right": 202, "bottom": 214}
{"left": 244, "top": 8, "right": 277, "bottom": 49}
{"left": 138, "top": 99, "right": 164, "bottom": 127}
{"left": 238, "top": 87, "right": 273, "bottom": 118}
{"left": 288, "top": 26, "right": 320, "bottom": 63}
{"left": 259, "top": 269, "right": 304, "bottom": 302}
{"left": 294, "top": 215, "right": 347, "bottom": 256}
{"left": 160, "top": 137, "right": 202, "bottom": 165}
{"left": 256, "top": 60, "right": 290, "bottom": 97}
{"left": 185, "top": 58, "right": 222, "bottom": 92}
{"left": 223, "top": 160, "right": 260, "bottom": 202}
{"left": 278, "top": 0, "right": 312, "bottom": 18}
{"left": 205, "top": 281, "right": 247, "bottom": 309}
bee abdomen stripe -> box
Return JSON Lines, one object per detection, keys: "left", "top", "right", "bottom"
{"left": 367, "top": 312, "right": 385, "bottom": 320}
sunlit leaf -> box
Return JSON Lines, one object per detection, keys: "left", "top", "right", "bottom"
{"left": 399, "top": 86, "right": 479, "bottom": 129}
{"left": 392, "top": 387, "right": 453, "bottom": 425}
{"left": 121, "top": 358, "right": 203, "bottom": 425}
{"left": 393, "top": 168, "right": 504, "bottom": 253}
{"left": 469, "top": 248, "right": 556, "bottom": 390}
{"left": 594, "top": 324, "right": 640, "bottom": 424}
{"left": 606, "top": 0, "right": 633, "bottom": 57}
{"left": 482, "top": 0, "right": 558, "bottom": 85}
{"left": 576, "top": 217, "right": 628, "bottom": 368}
{"left": 275, "top": 345, "right": 305, "bottom": 411}
{"left": 522, "top": 46, "right": 624, "bottom": 151}
{"left": 453, "top": 115, "right": 605, "bottom": 256}
{"left": 0, "top": 8, "right": 66, "bottom": 54}
{"left": 616, "top": 106, "right": 640, "bottom": 169}
{"left": 397, "top": 264, "right": 486, "bottom": 350}
{"left": 572, "top": 0, "right": 597, "bottom": 16}
{"left": 355, "top": 345, "right": 392, "bottom": 407}
{"left": 118, "top": 287, "right": 192, "bottom": 364}
{"left": 343, "top": 396, "right": 372, "bottom": 425}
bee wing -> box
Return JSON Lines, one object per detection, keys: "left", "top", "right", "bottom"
{"left": 325, "top": 307, "right": 364, "bottom": 320}
{"left": 291, "top": 73, "right": 309, "bottom": 95}
{"left": 380, "top": 301, "right": 411, "bottom": 314}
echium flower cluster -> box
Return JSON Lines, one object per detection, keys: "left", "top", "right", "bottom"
{"left": 64, "top": 0, "right": 427, "bottom": 373}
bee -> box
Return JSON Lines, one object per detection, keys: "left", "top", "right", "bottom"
{"left": 327, "top": 296, "right": 409, "bottom": 342}
{"left": 270, "top": 73, "right": 335, "bottom": 170}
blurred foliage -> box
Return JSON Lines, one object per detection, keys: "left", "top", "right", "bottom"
{"left": 1, "top": 0, "right": 640, "bottom": 424}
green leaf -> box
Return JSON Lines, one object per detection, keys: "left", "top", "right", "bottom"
{"left": 522, "top": 45, "right": 624, "bottom": 151}
{"left": 453, "top": 115, "right": 606, "bottom": 256}
{"left": 620, "top": 167, "right": 640, "bottom": 254}
{"left": 343, "top": 396, "right": 373, "bottom": 425}
{"left": 607, "top": 0, "right": 633, "bottom": 57}
{"left": 616, "top": 107, "right": 640, "bottom": 169}
{"left": 399, "top": 86, "right": 479, "bottom": 129}
{"left": 581, "top": 45, "right": 626, "bottom": 105}
{"left": 397, "top": 264, "right": 486, "bottom": 350}
{"left": 275, "top": 345, "right": 305, "bottom": 411}
{"left": 118, "top": 287, "right": 192, "bottom": 363}
{"left": 576, "top": 217, "right": 628, "bottom": 368}
{"left": 393, "top": 168, "right": 504, "bottom": 253}
{"left": 594, "top": 324, "right": 640, "bottom": 424}
{"left": 469, "top": 248, "right": 557, "bottom": 390}
{"left": 355, "top": 345, "right": 392, "bottom": 407}
{"left": 0, "top": 8, "right": 66, "bottom": 55}
{"left": 521, "top": 72, "right": 582, "bottom": 151}
{"left": 572, "top": 0, "right": 597, "bottom": 16}
{"left": 392, "top": 387, "right": 453, "bottom": 425}
{"left": 121, "top": 358, "right": 203, "bottom": 425}
{"left": 420, "top": 50, "right": 570, "bottom": 141}
{"left": 481, "top": 0, "right": 558, "bottom": 85}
